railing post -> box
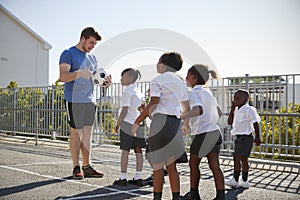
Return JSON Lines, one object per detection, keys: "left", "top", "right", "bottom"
{"left": 13, "top": 87, "right": 16, "bottom": 136}
{"left": 245, "top": 74, "right": 249, "bottom": 91}
{"left": 51, "top": 85, "right": 55, "bottom": 140}
{"left": 35, "top": 109, "right": 38, "bottom": 145}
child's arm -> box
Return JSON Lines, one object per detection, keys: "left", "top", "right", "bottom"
{"left": 115, "top": 106, "right": 128, "bottom": 133}
{"left": 253, "top": 122, "right": 261, "bottom": 146}
{"left": 131, "top": 97, "right": 159, "bottom": 135}
{"left": 181, "top": 100, "right": 191, "bottom": 135}
{"left": 217, "top": 106, "right": 222, "bottom": 119}
{"left": 181, "top": 106, "right": 203, "bottom": 119}
{"left": 228, "top": 102, "right": 236, "bottom": 125}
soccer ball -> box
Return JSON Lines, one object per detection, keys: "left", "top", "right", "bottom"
{"left": 91, "top": 68, "right": 108, "bottom": 87}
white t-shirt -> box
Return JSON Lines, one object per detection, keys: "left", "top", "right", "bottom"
{"left": 121, "top": 83, "right": 143, "bottom": 124}
{"left": 188, "top": 85, "right": 221, "bottom": 135}
{"left": 150, "top": 72, "right": 188, "bottom": 118}
{"left": 231, "top": 103, "right": 261, "bottom": 135}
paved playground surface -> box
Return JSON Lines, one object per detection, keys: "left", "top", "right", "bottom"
{"left": 0, "top": 133, "right": 299, "bottom": 200}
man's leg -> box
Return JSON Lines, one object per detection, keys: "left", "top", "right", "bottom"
{"left": 69, "top": 127, "right": 82, "bottom": 167}
{"left": 81, "top": 126, "right": 92, "bottom": 166}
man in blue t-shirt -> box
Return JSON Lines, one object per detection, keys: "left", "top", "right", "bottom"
{"left": 59, "top": 27, "right": 112, "bottom": 179}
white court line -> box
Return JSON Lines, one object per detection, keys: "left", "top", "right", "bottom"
{"left": 0, "top": 165, "right": 152, "bottom": 199}
{"left": 2, "top": 161, "right": 72, "bottom": 167}
{"left": 1, "top": 164, "right": 228, "bottom": 199}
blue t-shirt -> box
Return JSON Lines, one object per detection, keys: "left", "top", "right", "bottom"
{"left": 59, "top": 46, "right": 98, "bottom": 103}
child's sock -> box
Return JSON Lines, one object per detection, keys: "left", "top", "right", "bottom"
{"left": 216, "top": 189, "right": 225, "bottom": 200}
{"left": 172, "top": 192, "right": 180, "bottom": 200}
{"left": 153, "top": 192, "right": 162, "bottom": 200}
{"left": 121, "top": 172, "right": 127, "bottom": 180}
{"left": 234, "top": 171, "right": 240, "bottom": 182}
{"left": 134, "top": 171, "right": 142, "bottom": 180}
{"left": 242, "top": 171, "right": 248, "bottom": 182}
{"left": 190, "top": 188, "right": 199, "bottom": 197}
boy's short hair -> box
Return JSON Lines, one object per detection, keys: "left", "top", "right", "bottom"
{"left": 235, "top": 89, "right": 249, "bottom": 100}
{"left": 80, "top": 27, "right": 102, "bottom": 41}
{"left": 159, "top": 52, "right": 183, "bottom": 71}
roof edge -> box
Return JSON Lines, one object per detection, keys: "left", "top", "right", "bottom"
{"left": 0, "top": 4, "right": 52, "bottom": 49}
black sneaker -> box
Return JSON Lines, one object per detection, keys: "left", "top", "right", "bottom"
{"left": 82, "top": 164, "right": 104, "bottom": 178}
{"left": 145, "top": 174, "right": 153, "bottom": 181}
{"left": 128, "top": 178, "right": 143, "bottom": 187}
{"left": 72, "top": 166, "right": 84, "bottom": 179}
{"left": 181, "top": 192, "right": 201, "bottom": 200}
{"left": 113, "top": 178, "right": 128, "bottom": 186}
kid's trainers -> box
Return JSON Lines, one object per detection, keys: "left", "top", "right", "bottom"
{"left": 225, "top": 177, "right": 239, "bottom": 188}
{"left": 72, "top": 166, "right": 84, "bottom": 179}
{"left": 113, "top": 178, "right": 128, "bottom": 186}
{"left": 82, "top": 164, "right": 104, "bottom": 178}
{"left": 239, "top": 180, "right": 249, "bottom": 188}
{"left": 128, "top": 178, "right": 143, "bottom": 187}
{"left": 181, "top": 191, "right": 201, "bottom": 200}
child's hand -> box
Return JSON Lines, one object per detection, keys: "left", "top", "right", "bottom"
{"left": 254, "top": 137, "right": 261, "bottom": 146}
{"left": 231, "top": 101, "right": 237, "bottom": 108}
{"left": 180, "top": 111, "right": 187, "bottom": 119}
{"left": 115, "top": 124, "right": 119, "bottom": 133}
{"left": 131, "top": 123, "right": 139, "bottom": 136}
{"left": 182, "top": 124, "right": 189, "bottom": 135}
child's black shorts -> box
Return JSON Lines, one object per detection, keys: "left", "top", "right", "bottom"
{"left": 190, "top": 129, "right": 222, "bottom": 158}
{"left": 119, "top": 121, "right": 146, "bottom": 150}
{"left": 234, "top": 134, "right": 254, "bottom": 157}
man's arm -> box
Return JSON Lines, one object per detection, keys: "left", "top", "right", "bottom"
{"left": 59, "top": 63, "right": 92, "bottom": 82}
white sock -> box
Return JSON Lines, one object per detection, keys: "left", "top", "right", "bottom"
{"left": 134, "top": 171, "right": 142, "bottom": 180}
{"left": 121, "top": 172, "right": 127, "bottom": 180}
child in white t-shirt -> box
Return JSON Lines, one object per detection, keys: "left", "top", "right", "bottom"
{"left": 113, "top": 68, "right": 146, "bottom": 187}
{"left": 181, "top": 64, "right": 225, "bottom": 200}
{"left": 225, "top": 89, "right": 261, "bottom": 189}
{"left": 132, "top": 52, "right": 190, "bottom": 200}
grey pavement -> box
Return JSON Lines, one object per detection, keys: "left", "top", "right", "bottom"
{"left": 0, "top": 133, "right": 299, "bottom": 200}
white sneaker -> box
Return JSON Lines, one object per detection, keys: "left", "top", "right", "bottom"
{"left": 239, "top": 180, "right": 249, "bottom": 188}
{"left": 225, "top": 177, "right": 239, "bottom": 188}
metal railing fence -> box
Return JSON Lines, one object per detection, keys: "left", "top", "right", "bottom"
{"left": 0, "top": 74, "right": 299, "bottom": 159}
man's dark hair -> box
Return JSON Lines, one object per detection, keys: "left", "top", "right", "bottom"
{"left": 80, "top": 27, "right": 102, "bottom": 41}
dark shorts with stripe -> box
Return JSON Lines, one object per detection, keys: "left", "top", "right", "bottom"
{"left": 120, "top": 121, "right": 146, "bottom": 150}
{"left": 234, "top": 134, "right": 254, "bottom": 157}
{"left": 64, "top": 100, "right": 96, "bottom": 129}
{"left": 146, "top": 113, "right": 186, "bottom": 166}
{"left": 190, "top": 129, "right": 223, "bottom": 158}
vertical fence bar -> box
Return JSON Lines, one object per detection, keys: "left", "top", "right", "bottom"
{"left": 271, "top": 76, "right": 275, "bottom": 155}
{"left": 285, "top": 77, "right": 289, "bottom": 156}
{"left": 292, "top": 75, "right": 296, "bottom": 156}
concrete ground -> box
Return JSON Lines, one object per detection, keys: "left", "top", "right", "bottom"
{"left": 0, "top": 133, "right": 299, "bottom": 200}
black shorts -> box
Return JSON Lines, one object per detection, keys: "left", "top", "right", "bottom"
{"left": 190, "top": 129, "right": 222, "bottom": 158}
{"left": 120, "top": 121, "right": 146, "bottom": 150}
{"left": 64, "top": 100, "right": 96, "bottom": 129}
{"left": 234, "top": 134, "right": 254, "bottom": 157}
{"left": 146, "top": 114, "right": 186, "bottom": 167}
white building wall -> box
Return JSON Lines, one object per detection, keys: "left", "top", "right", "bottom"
{"left": 0, "top": 4, "right": 51, "bottom": 87}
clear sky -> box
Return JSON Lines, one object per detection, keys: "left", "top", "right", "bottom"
{"left": 1, "top": 0, "right": 299, "bottom": 84}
